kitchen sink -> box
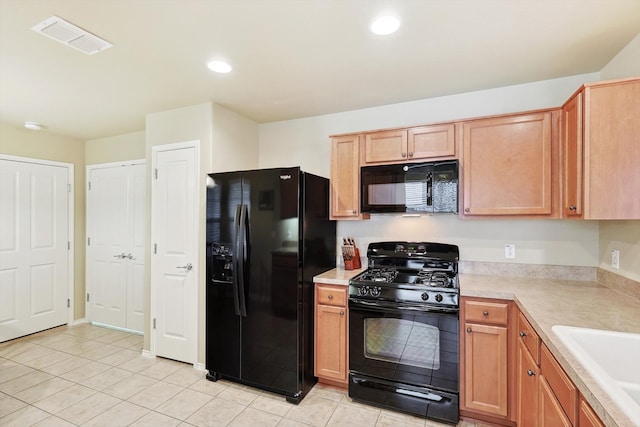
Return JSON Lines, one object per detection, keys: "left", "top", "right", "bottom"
{"left": 552, "top": 325, "right": 640, "bottom": 425}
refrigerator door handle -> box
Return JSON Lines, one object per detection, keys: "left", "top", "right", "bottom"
{"left": 232, "top": 204, "right": 242, "bottom": 316}
{"left": 237, "top": 204, "right": 248, "bottom": 317}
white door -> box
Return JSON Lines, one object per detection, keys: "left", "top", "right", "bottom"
{"left": 151, "top": 142, "right": 199, "bottom": 364}
{"left": 0, "top": 157, "right": 71, "bottom": 342}
{"left": 86, "top": 162, "right": 145, "bottom": 332}
{"left": 126, "top": 165, "right": 146, "bottom": 332}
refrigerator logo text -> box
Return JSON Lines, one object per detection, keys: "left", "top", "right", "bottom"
{"left": 280, "top": 175, "right": 292, "bottom": 180}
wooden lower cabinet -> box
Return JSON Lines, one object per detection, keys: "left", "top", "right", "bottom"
{"left": 517, "top": 341, "right": 540, "bottom": 427}
{"left": 539, "top": 376, "right": 572, "bottom": 427}
{"left": 460, "top": 297, "right": 515, "bottom": 424}
{"left": 314, "top": 283, "right": 348, "bottom": 386}
{"left": 515, "top": 310, "right": 606, "bottom": 427}
{"left": 578, "top": 396, "right": 605, "bottom": 427}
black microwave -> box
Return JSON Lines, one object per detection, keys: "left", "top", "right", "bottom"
{"left": 361, "top": 160, "right": 459, "bottom": 214}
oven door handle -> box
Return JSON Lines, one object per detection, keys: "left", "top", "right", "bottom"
{"left": 349, "top": 298, "right": 459, "bottom": 314}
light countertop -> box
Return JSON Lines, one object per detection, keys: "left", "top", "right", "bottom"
{"left": 314, "top": 268, "right": 640, "bottom": 427}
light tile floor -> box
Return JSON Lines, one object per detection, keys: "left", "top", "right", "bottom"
{"left": 0, "top": 324, "right": 488, "bottom": 426}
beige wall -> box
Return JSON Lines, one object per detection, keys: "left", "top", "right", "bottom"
{"left": 211, "top": 103, "right": 259, "bottom": 173}
{"left": 85, "top": 131, "right": 146, "bottom": 165}
{"left": 0, "top": 122, "right": 86, "bottom": 319}
{"left": 599, "top": 222, "right": 640, "bottom": 281}
{"left": 600, "top": 33, "right": 640, "bottom": 80}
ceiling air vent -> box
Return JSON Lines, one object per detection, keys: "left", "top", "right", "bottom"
{"left": 32, "top": 15, "right": 113, "bottom": 55}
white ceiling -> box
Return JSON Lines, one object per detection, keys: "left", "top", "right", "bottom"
{"left": 1, "top": 0, "right": 639, "bottom": 141}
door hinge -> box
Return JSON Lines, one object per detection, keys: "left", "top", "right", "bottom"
{"left": 154, "top": 243, "right": 157, "bottom": 254}
{"left": 86, "top": 293, "right": 90, "bottom": 302}
{"left": 67, "top": 299, "right": 70, "bottom": 308}
{"left": 154, "top": 168, "right": 158, "bottom": 180}
{"left": 68, "top": 183, "right": 71, "bottom": 193}
{"left": 88, "top": 182, "right": 92, "bottom": 191}
{"left": 68, "top": 241, "right": 71, "bottom": 250}
{"left": 153, "top": 318, "right": 157, "bottom": 329}
{"left": 87, "top": 237, "right": 91, "bottom": 246}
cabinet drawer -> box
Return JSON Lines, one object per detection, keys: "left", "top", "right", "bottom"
{"left": 517, "top": 311, "right": 540, "bottom": 364}
{"left": 464, "top": 299, "right": 508, "bottom": 325}
{"left": 541, "top": 344, "right": 577, "bottom": 425}
{"left": 316, "top": 284, "right": 347, "bottom": 307}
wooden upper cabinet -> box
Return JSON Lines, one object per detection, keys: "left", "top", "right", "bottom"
{"left": 363, "top": 129, "right": 408, "bottom": 163}
{"left": 582, "top": 78, "right": 640, "bottom": 219}
{"left": 462, "top": 111, "right": 556, "bottom": 216}
{"left": 409, "top": 123, "right": 456, "bottom": 159}
{"left": 330, "top": 135, "right": 364, "bottom": 220}
{"left": 562, "top": 91, "right": 584, "bottom": 217}
{"left": 362, "top": 123, "right": 456, "bottom": 165}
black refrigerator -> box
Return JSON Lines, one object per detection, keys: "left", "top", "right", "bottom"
{"left": 205, "top": 167, "right": 336, "bottom": 403}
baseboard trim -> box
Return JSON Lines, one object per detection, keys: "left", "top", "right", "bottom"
{"left": 141, "top": 349, "right": 155, "bottom": 359}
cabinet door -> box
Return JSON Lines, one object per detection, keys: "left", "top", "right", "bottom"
{"left": 408, "top": 124, "right": 456, "bottom": 159}
{"left": 330, "top": 135, "right": 361, "bottom": 219}
{"left": 462, "top": 112, "right": 552, "bottom": 215}
{"left": 539, "top": 377, "right": 572, "bottom": 427}
{"left": 363, "top": 129, "right": 408, "bottom": 164}
{"left": 579, "top": 396, "right": 605, "bottom": 427}
{"left": 517, "top": 341, "right": 540, "bottom": 427}
{"left": 584, "top": 79, "right": 640, "bottom": 219}
{"left": 314, "top": 303, "right": 347, "bottom": 383}
{"left": 463, "top": 322, "right": 508, "bottom": 417}
{"left": 562, "top": 91, "right": 583, "bottom": 217}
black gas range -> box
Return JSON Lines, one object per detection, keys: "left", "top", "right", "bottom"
{"left": 347, "top": 241, "right": 460, "bottom": 425}
{"left": 349, "top": 241, "right": 459, "bottom": 309}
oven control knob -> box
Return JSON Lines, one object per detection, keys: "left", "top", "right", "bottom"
{"left": 359, "top": 286, "right": 370, "bottom": 296}
{"left": 435, "top": 293, "right": 444, "bottom": 303}
{"left": 421, "top": 292, "right": 429, "bottom": 301}
{"left": 370, "top": 287, "right": 381, "bottom": 297}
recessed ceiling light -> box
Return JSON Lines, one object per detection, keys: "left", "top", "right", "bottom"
{"left": 24, "top": 121, "right": 43, "bottom": 130}
{"left": 207, "top": 60, "right": 232, "bottom": 74}
{"left": 370, "top": 15, "right": 400, "bottom": 35}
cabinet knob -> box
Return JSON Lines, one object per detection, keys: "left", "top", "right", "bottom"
{"left": 466, "top": 327, "right": 472, "bottom": 333}
{"left": 352, "top": 210, "right": 356, "bottom": 214}
{"left": 519, "top": 331, "right": 527, "bottom": 338}
{"left": 401, "top": 153, "right": 407, "bottom": 158}
{"left": 340, "top": 311, "right": 345, "bottom": 316}
{"left": 569, "top": 205, "right": 577, "bottom": 211}
{"left": 527, "top": 370, "right": 536, "bottom": 377}
{"left": 483, "top": 311, "right": 489, "bottom": 316}
{"left": 408, "top": 152, "right": 413, "bottom": 158}
{"left": 328, "top": 294, "right": 333, "bottom": 300}
{"left": 464, "top": 208, "right": 470, "bottom": 213}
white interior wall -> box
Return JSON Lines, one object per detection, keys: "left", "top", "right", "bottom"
{"left": 258, "top": 73, "right": 602, "bottom": 267}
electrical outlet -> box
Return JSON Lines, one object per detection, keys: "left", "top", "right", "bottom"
{"left": 611, "top": 249, "right": 620, "bottom": 269}
{"left": 505, "top": 244, "right": 516, "bottom": 259}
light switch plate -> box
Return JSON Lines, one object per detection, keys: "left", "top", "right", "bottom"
{"left": 612, "top": 249, "right": 620, "bottom": 269}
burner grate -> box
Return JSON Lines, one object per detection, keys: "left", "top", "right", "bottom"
{"left": 414, "top": 271, "right": 454, "bottom": 288}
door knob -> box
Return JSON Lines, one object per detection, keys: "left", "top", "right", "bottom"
{"left": 113, "top": 253, "right": 126, "bottom": 259}
{"left": 126, "top": 253, "right": 135, "bottom": 260}
{"left": 177, "top": 263, "right": 193, "bottom": 271}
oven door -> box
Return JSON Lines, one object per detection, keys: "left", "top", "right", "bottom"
{"left": 348, "top": 298, "right": 459, "bottom": 423}
{"left": 349, "top": 298, "right": 459, "bottom": 393}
